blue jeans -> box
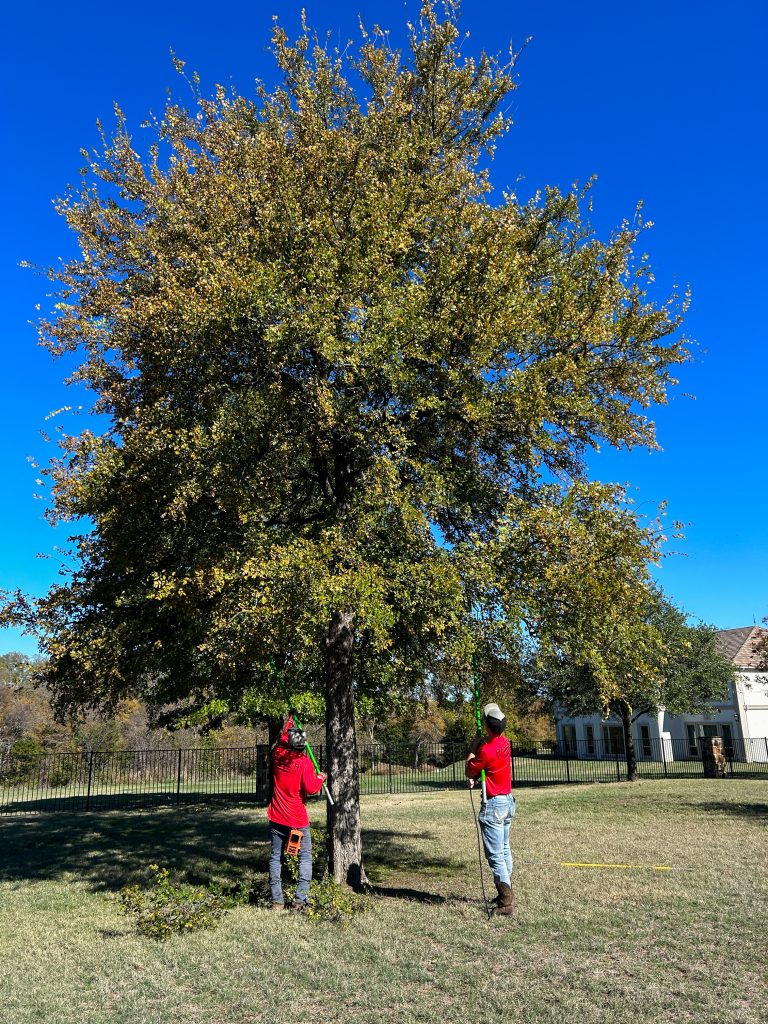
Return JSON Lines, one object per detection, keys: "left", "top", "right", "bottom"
{"left": 268, "top": 823, "right": 312, "bottom": 905}
{"left": 478, "top": 794, "right": 516, "bottom": 887}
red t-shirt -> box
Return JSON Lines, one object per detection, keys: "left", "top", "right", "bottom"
{"left": 267, "top": 733, "right": 324, "bottom": 828}
{"left": 467, "top": 734, "right": 513, "bottom": 796}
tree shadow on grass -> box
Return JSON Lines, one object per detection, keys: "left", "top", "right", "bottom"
{"left": 0, "top": 790, "right": 263, "bottom": 816}
{"left": 0, "top": 811, "right": 459, "bottom": 896}
{"left": 369, "top": 884, "right": 446, "bottom": 905}
{"left": 0, "top": 806, "right": 271, "bottom": 891}
{"left": 362, "top": 827, "right": 464, "bottom": 877}
{"left": 361, "top": 827, "right": 467, "bottom": 905}
{"left": 685, "top": 801, "right": 768, "bottom": 821}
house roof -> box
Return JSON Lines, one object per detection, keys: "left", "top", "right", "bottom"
{"left": 716, "top": 626, "right": 767, "bottom": 669}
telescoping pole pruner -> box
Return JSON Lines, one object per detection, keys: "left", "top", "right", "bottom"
{"left": 268, "top": 657, "right": 334, "bottom": 806}
{"left": 472, "top": 656, "right": 487, "bottom": 804}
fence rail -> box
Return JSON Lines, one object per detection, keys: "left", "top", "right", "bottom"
{"left": 2, "top": 736, "right": 767, "bottom": 816}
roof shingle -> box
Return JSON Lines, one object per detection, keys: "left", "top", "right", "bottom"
{"left": 716, "top": 626, "right": 767, "bottom": 669}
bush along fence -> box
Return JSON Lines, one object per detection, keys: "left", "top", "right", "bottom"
{"left": 1, "top": 736, "right": 767, "bottom": 816}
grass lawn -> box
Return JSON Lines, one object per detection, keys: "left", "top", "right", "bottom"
{"left": 0, "top": 779, "right": 765, "bottom": 1024}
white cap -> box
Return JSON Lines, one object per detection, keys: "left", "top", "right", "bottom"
{"left": 483, "top": 703, "right": 505, "bottom": 721}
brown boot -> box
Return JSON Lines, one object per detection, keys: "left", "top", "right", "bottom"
{"left": 494, "top": 882, "right": 515, "bottom": 916}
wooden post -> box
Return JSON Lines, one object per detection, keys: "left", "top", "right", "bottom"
{"left": 701, "top": 736, "right": 726, "bottom": 778}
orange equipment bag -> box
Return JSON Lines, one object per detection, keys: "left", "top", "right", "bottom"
{"left": 285, "top": 828, "right": 303, "bottom": 856}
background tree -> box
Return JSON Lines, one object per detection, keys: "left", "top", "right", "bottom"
{"left": 0, "top": 653, "right": 66, "bottom": 762}
{"left": 408, "top": 703, "right": 447, "bottom": 768}
{"left": 532, "top": 587, "right": 735, "bottom": 780}
{"left": 0, "top": 653, "right": 40, "bottom": 690}
{"left": 2, "top": 3, "right": 689, "bottom": 883}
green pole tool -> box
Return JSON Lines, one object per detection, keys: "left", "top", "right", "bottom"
{"left": 472, "top": 655, "right": 487, "bottom": 803}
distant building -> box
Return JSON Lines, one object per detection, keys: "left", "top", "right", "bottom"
{"left": 554, "top": 626, "right": 768, "bottom": 762}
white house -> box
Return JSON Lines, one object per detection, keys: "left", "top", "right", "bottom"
{"left": 554, "top": 626, "right": 768, "bottom": 763}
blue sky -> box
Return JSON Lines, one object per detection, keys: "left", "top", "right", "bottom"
{"left": 2, "top": 0, "right": 766, "bottom": 656}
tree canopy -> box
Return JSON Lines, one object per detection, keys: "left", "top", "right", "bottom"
{"left": 3, "top": 2, "right": 691, "bottom": 880}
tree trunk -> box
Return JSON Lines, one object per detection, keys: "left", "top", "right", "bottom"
{"left": 325, "top": 608, "right": 367, "bottom": 888}
{"left": 615, "top": 700, "right": 638, "bottom": 782}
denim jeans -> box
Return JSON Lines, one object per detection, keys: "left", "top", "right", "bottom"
{"left": 478, "top": 793, "right": 516, "bottom": 886}
{"left": 268, "top": 823, "right": 312, "bottom": 906}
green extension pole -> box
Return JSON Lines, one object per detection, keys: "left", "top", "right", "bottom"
{"left": 472, "top": 656, "right": 487, "bottom": 803}
{"left": 268, "top": 657, "right": 334, "bottom": 806}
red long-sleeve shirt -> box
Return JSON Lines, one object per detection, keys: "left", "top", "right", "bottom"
{"left": 467, "top": 734, "right": 513, "bottom": 796}
{"left": 267, "top": 728, "right": 324, "bottom": 828}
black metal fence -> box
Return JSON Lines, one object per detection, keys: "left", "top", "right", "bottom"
{"left": 0, "top": 746, "right": 272, "bottom": 815}
{"left": 2, "top": 736, "right": 767, "bottom": 816}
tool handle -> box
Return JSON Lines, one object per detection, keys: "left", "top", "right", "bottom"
{"left": 294, "top": 726, "right": 335, "bottom": 806}
{"left": 320, "top": 782, "right": 335, "bottom": 806}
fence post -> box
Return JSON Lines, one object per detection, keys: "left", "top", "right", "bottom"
{"left": 387, "top": 747, "right": 393, "bottom": 795}
{"left": 451, "top": 743, "right": 457, "bottom": 787}
{"left": 615, "top": 751, "right": 621, "bottom": 782}
{"left": 565, "top": 747, "right": 570, "bottom": 783}
{"left": 85, "top": 750, "right": 94, "bottom": 811}
{"left": 661, "top": 738, "right": 668, "bottom": 778}
{"left": 176, "top": 748, "right": 183, "bottom": 804}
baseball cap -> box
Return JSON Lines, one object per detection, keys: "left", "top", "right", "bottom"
{"left": 483, "top": 703, "right": 505, "bottom": 721}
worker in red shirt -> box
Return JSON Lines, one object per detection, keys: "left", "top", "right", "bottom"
{"left": 465, "top": 702, "right": 516, "bottom": 916}
{"left": 267, "top": 716, "right": 327, "bottom": 911}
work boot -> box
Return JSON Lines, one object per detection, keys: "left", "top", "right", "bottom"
{"left": 494, "top": 882, "right": 515, "bottom": 916}
{"left": 270, "top": 902, "right": 285, "bottom": 912}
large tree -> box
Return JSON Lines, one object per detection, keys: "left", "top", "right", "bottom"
{"left": 3, "top": 4, "right": 689, "bottom": 882}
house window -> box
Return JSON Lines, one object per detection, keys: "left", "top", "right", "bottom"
{"left": 585, "top": 725, "right": 595, "bottom": 756}
{"left": 602, "top": 725, "right": 625, "bottom": 757}
{"left": 639, "top": 724, "right": 652, "bottom": 758}
{"left": 686, "top": 724, "right": 699, "bottom": 757}
{"left": 562, "top": 724, "right": 577, "bottom": 755}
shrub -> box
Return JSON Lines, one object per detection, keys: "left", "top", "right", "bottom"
{"left": 46, "top": 754, "right": 81, "bottom": 788}
{"left": 117, "top": 864, "right": 245, "bottom": 940}
{"left": 6, "top": 737, "right": 45, "bottom": 782}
